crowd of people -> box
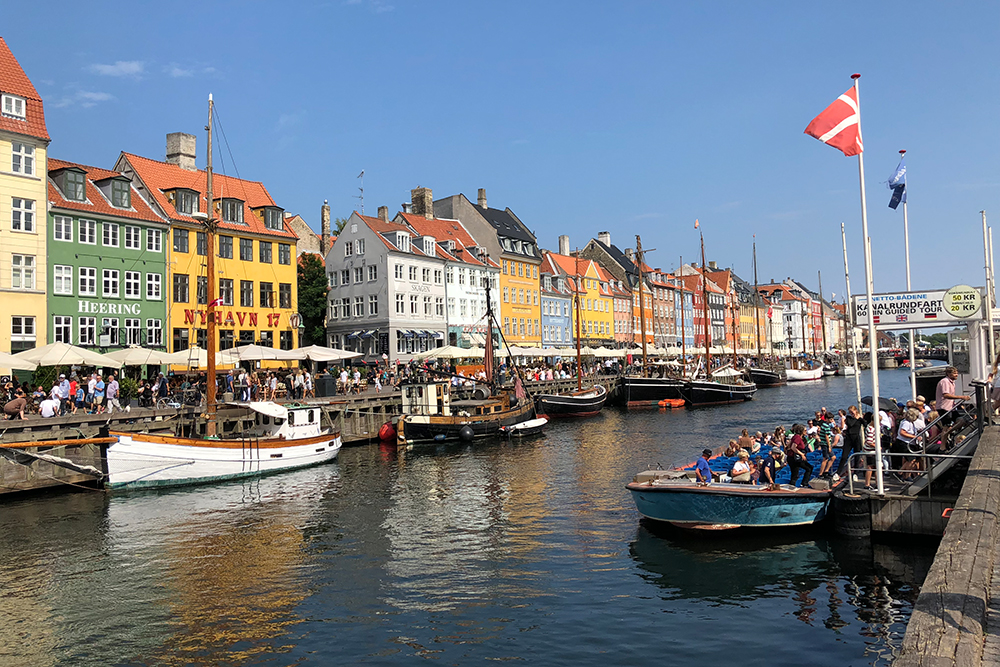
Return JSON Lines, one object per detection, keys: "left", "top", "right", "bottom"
{"left": 2, "top": 372, "right": 125, "bottom": 419}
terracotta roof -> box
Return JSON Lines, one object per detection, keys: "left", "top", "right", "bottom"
{"left": 758, "top": 284, "right": 805, "bottom": 302}
{"left": 0, "top": 38, "right": 48, "bottom": 141}
{"left": 395, "top": 212, "right": 498, "bottom": 267}
{"left": 354, "top": 212, "right": 434, "bottom": 258}
{"left": 48, "top": 158, "right": 165, "bottom": 224}
{"left": 119, "top": 152, "right": 296, "bottom": 240}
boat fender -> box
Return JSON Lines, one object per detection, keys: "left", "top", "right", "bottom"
{"left": 459, "top": 425, "right": 475, "bottom": 441}
{"left": 378, "top": 422, "right": 397, "bottom": 442}
{"left": 434, "top": 434, "right": 447, "bottom": 442}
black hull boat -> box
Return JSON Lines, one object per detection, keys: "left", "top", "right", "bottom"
{"left": 748, "top": 368, "right": 786, "bottom": 387}
{"left": 683, "top": 380, "right": 757, "bottom": 406}
{"left": 399, "top": 395, "right": 535, "bottom": 444}
{"left": 618, "top": 376, "right": 686, "bottom": 407}
{"left": 536, "top": 384, "right": 608, "bottom": 418}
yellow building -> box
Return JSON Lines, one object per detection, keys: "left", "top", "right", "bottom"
{"left": 500, "top": 255, "right": 542, "bottom": 344}
{"left": 0, "top": 38, "right": 50, "bottom": 359}
{"left": 545, "top": 253, "right": 614, "bottom": 346}
{"left": 117, "top": 137, "right": 299, "bottom": 357}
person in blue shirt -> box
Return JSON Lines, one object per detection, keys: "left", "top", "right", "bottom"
{"left": 695, "top": 448, "right": 713, "bottom": 485}
{"left": 93, "top": 377, "right": 106, "bottom": 414}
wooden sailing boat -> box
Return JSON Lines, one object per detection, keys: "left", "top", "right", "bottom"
{"left": 747, "top": 240, "right": 786, "bottom": 387}
{"left": 105, "top": 95, "right": 341, "bottom": 489}
{"left": 617, "top": 236, "right": 685, "bottom": 407}
{"left": 681, "top": 232, "right": 757, "bottom": 406}
{"left": 396, "top": 256, "right": 536, "bottom": 444}
{"left": 535, "top": 253, "right": 608, "bottom": 417}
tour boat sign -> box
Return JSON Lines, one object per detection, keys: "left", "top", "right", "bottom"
{"left": 852, "top": 285, "right": 983, "bottom": 328}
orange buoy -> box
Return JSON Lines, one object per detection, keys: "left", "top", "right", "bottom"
{"left": 658, "top": 398, "right": 685, "bottom": 408}
{"left": 378, "top": 421, "right": 397, "bottom": 441}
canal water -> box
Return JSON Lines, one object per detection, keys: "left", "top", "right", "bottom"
{"left": 0, "top": 371, "right": 939, "bottom": 667}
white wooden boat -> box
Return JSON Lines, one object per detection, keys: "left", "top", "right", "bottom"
{"left": 499, "top": 416, "right": 549, "bottom": 437}
{"left": 837, "top": 365, "right": 856, "bottom": 376}
{"left": 786, "top": 367, "right": 824, "bottom": 381}
{"left": 107, "top": 402, "right": 341, "bottom": 489}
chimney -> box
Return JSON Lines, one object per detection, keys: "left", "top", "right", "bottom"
{"left": 558, "top": 235, "right": 570, "bottom": 255}
{"left": 320, "top": 200, "right": 331, "bottom": 255}
{"left": 708, "top": 260, "right": 718, "bottom": 270}
{"left": 597, "top": 231, "right": 611, "bottom": 246}
{"left": 378, "top": 205, "right": 389, "bottom": 222}
{"left": 625, "top": 247, "right": 635, "bottom": 262}
{"left": 166, "top": 132, "right": 197, "bottom": 171}
{"left": 411, "top": 187, "right": 433, "bottom": 219}
{"left": 478, "top": 188, "right": 487, "bottom": 208}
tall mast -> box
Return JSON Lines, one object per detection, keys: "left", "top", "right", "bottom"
{"left": 818, "top": 270, "right": 828, "bottom": 354}
{"left": 484, "top": 263, "right": 496, "bottom": 395}
{"left": 700, "top": 233, "right": 711, "bottom": 373}
{"left": 635, "top": 235, "right": 649, "bottom": 378}
{"left": 574, "top": 252, "right": 582, "bottom": 390}
{"left": 730, "top": 300, "right": 738, "bottom": 370}
{"left": 679, "top": 256, "right": 686, "bottom": 379}
{"left": 752, "top": 241, "right": 762, "bottom": 358}
{"left": 205, "top": 94, "right": 218, "bottom": 435}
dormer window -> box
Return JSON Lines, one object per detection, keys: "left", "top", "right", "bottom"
{"left": 111, "top": 179, "right": 131, "bottom": 208}
{"left": 175, "top": 189, "right": 199, "bottom": 215}
{"left": 221, "top": 198, "right": 244, "bottom": 224}
{"left": 263, "top": 207, "right": 283, "bottom": 231}
{"left": 63, "top": 170, "right": 86, "bottom": 201}
{"left": 2, "top": 94, "right": 25, "bottom": 119}
{"left": 397, "top": 233, "right": 411, "bottom": 253}
{"left": 422, "top": 237, "right": 435, "bottom": 256}
{"left": 543, "top": 276, "right": 552, "bottom": 290}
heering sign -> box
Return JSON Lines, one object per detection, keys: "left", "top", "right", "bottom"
{"left": 78, "top": 300, "right": 141, "bottom": 315}
{"left": 852, "top": 285, "right": 983, "bottom": 328}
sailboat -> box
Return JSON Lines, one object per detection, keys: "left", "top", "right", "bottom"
{"left": 535, "top": 253, "right": 608, "bottom": 418}
{"left": 682, "top": 232, "right": 757, "bottom": 406}
{"left": 396, "top": 265, "right": 537, "bottom": 444}
{"left": 747, "top": 241, "right": 786, "bottom": 387}
{"left": 105, "top": 95, "right": 341, "bottom": 489}
{"left": 617, "top": 236, "right": 686, "bottom": 407}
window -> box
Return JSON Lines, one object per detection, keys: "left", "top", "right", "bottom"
{"left": 11, "top": 198, "right": 34, "bottom": 232}
{"left": 239, "top": 330, "right": 255, "bottom": 346}
{"left": 172, "top": 328, "right": 190, "bottom": 352}
{"left": 504, "top": 317, "right": 510, "bottom": 334}
{"left": 218, "top": 235, "right": 233, "bottom": 258}
{"left": 173, "top": 228, "right": 189, "bottom": 253}
{"left": 177, "top": 189, "right": 198, "bottom": 215}
{"left": 146, "top": 273, "right": 162, "bottom": 300}
{"left": 446, "top": 268, "right": 454, "bottom": 283}
{"left": 344, "top": 241, "right": 354, "bottom": 257}
{"left": 12, "top": 142, "right": 33, "bottom": 175}
{"left": 534, "top": 290, "right": 539, "bottom": 305}
{"left": 410, "top": 295, "right": 418, "bottom": 314}
{"left": 239, "top": 237, "right": 253, "bottom": 261}
{"left": 241, "top": 280, "right": 254, "bottom": 307}
{"left": 9, "top": 316, "right": 35, "bottom": 352}
{"left": 368, "top": 265, "right": 377, "bottom": 281}
{"left": 11, "top": 255, "right": 35, "bottom": 290}
{"left": 434, "top": 269, "right": 442, "bottom": 284}
{"left": 220, "top": 279, "right": 234, "bottom": 306}
{"left": 278, "top": 243, "right": 291, "bottom": 265}
{"left": 2, "top": 94, "right": 26, "bottom": 119}
{"left": 341, "top": 297, "right": 350, "bottom": 317}
{"left": 279, "top": 283, "right": 292, "bottom": 309}
{"left": 264, "top": 207, "right": 283, "bottom": 230}
{"left": 354, "top": 267, "right": 364, "bottom": 283}
{"left": 260, "top": 282, "right": 274, "bottom": 307}
{"left": 341, "top": 269, "right": 350, "bottom": 285}
{"left": 125, "top": 318, "right": 141, "bottom": 345}
{"left": 409, "top": 266, "right": 417, "bottom": 281}
{"left": 174, "top": 274, "right": 189, "bottom": 303}
{"left": 330, "top": 301, "right": 340, "bottom": 319}
{"left": 79, "top": 317, "right": 96, "bottom": 346}
{"left": 124, "top": 271, "right": 141, "bottom": 299}
{"left": 503, "top": 287, "right": 509, "bottom": 302}
{"left": 222, "top": 199, "right": 243, "bottom": 224}
{"left": 147, "top": 229, "right": 162, "bottom": 252}
{"left": 147, "top": 319, "right": 163, "bottom": 347}
{"left": 220, "top": 330, "right": 234, "bottom": 350}
{"left": 196, "top": 231, "right": 207, "bottom": 256}
{"left": 102, "top": 269, "right": 119, "bottom": 297}
{"left": 353, "top": 296, "right": 364, "bottom": 317}
{"left": 79, "top": 267, "right": 97, "bottom": 296}
{"left": 424, "top": 296, "right": 431, "bottom": 316}
{"left": 422, "top": 268, "right": 431, "bottom": 283}
{"left": 123, "top": 225, "right": 140, "bottom": 250}
{"left": 435, "top": 297, "right": 444, "bottom": 316}
{"left": 103, "top": 222, "right": 119, "bottom": 247}
{"left": 396, "top": 294, "right": 405, "bottom": 313}
{"left": 102, "top": 318, "right": 119, "bottom": 346}
{"left": 50, "top": 215, "right": 72, "bottom": 242}
{"left": 533, "top": 266, "right": 538, "bottom": 279}
{"left": 460, "top": 299, "right": 468, "bottom": 318}
{"left": 518, "top": 263, "right": 524, "bottom": 277}
{"left": 448, "top": 297, "right": 455, "bottom": 315}
{"left": 53, "top": 265, "right": 73, "bottom": 295}
{"left": 259, "top": 241, "right": 272, "bottom": 263}
{"left": 54, "top": 316, "right": 72, "bottom": 344}
{"left": 519, "top": 289, "right": 524, "bottom": 304}
{"left": 111, "top": 180, "right": 130, "bottom": 208}
{"left": 502, "top": 260, "right": 508, "bottom": 275}
{"left": 64, "top": 171, "right": 85, "bottom": 201}
{"left": 280, "top": 331, "right": 293, "bottom": 350}
{"left": 197, "top": 276, "right": 208, "bottom": 304}
{"left": 395, "top": 264, "right": 404, "bottom": 279}
{"left": 357, "top": 239, "right": 366, "bottom": 254}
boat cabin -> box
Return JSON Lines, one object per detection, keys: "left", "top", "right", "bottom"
{"left": 402, "top": 381, "right": 452, "bottom": 416}
{"left": 230, "top": 402, "right": 325, "bottom": 439}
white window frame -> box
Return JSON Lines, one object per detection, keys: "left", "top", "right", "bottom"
{"left": 368, "top": 265, "right": 377, "bottom": 281}
{"left": 53, "top": 264, "right": 73, "bottom": 295}
{"left": 396, "top": 294, "right": 405, "bottom": 313}
{"left": 124, "top": 271, "right": 141, "bottom": 299}
{"left": 103, "top": 222, "right": 119, "bottom": 248}
{"left": 53, "top": 215, "right": 73, "bottom": 242}
{"left": 357, "top": 239, "right": 365, "bottom": 254}
{"left": 368, "top": 294, "right": 378, "bottom": 315}
{"left": 102, "top": 317, "right": 120, "bottom": 346}
{"left": 2, "top": 93, "right": 26, "bottom": 119}
{"left": 125, "top": 318, "right": 141, "bottom": 345}
{"left": 11, "top": 254, "right": 35, "bottom": 290}
{"left": 395, "top": 264, "right": 403, "bottom": 279}
{"left": 11, "top": 316, "right": 35, "bottom": 349}
{"left": 11, "top": 141, "right": 34, "bottom": 175}
{"left": 79, "top": 267, "right": 97, "bottom": 296}
{"left": 79, "top": 219, "right": 97, "bottom": 245}
{"left": 353, "top": 296, "right": 363, "bottom": 317}
{"left": 102, "top": 269, "right": 120, "bottom": 298}
{"left": 124, "top": 225, "right": 141, "bottom": 250}
{"left": 344, "top": 241, "right": 353, "bottom": 257}
{"left": 79, "top": 317, "right": 97, "bottom": 346}
{"left": 54, "top": 315, "right": 73, "bottom": 344}
{"left": 11, "top": 198, "right": 34, "bottom": 232}
{"left": 147, "top": 228, "right": 162, "bottom": 252}
{"left": 146, "top": 319, "right": 163, "bottom": 347}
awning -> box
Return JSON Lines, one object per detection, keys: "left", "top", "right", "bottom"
{"left": 400, "top": 330, "right": 415, "bottom": 338}
{"left": 433, "top": 331, "right": 445, "bottom": 339}
{"left": 347, "top": 331, "right": 361, "bottom": 339}
{"left": 361, "top": 330, "right": 375, "bottom": 338}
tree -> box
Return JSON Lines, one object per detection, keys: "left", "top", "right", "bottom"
{"left": 333, "top": 217, "right": 349, "bottom": 235}
{"left": 297, "top": 254, "right": 329, "bottom": 346}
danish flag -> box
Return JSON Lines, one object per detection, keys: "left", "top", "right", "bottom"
{"left": 804, "top": 86, "right": 864, "bottom": 157}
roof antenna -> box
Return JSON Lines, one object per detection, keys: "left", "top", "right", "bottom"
{"left": 355, "top": 169, "right": 365, "bottom": 214}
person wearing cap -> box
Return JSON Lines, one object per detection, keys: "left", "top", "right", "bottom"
{"left": 58, "top": 374, "right": 70, "bottom": 415}
{"left": 695, "top": 448, "right": 713, "bottom": 485}
{"left": 760, "top": 446, "right": 783, "bottom": 486}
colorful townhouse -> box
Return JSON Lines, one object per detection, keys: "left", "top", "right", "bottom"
{"left": 47, "top": 160, "right": 169, "bottom": 350}
{"left": 539, "top": 252, "right": 574, "bottom": 347}
{"left": 543, "top": 251, "right": 614, "bottom": 347}
{"left": 115, "top": 133, "right": 299, "bottom": 354}
{"left": 0, "top": 38, "right": 50, "bottom": 357}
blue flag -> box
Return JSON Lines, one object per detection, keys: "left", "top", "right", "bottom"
{"left": 888, "top": 157, "right": 906, "bottom": 210}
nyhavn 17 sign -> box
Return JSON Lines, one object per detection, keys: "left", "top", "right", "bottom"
{"left": 852, "top": 285, "right": 983, "bottom": 328}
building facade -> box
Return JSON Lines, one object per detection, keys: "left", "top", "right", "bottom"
{"left": 539, "top": 252, "right": 573, "bottom": 347}
{"left": 47, "top": 159, "right": 169, "bottom": 351}
{"left": 0, "top": 38, "right": 50, "bottom": 359}
{"left": 116, "top": 134, "right": 299, "bottom": 355}
{"left": 545, "top": 252, "right": 614, "bottom": 347}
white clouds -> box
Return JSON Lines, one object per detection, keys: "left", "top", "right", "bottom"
{"left": 165, "top": 64, "right": 194, "bottom": 78}
{"left": 88, "top": 61, "right": 144, "bottom": 77}
{"left": 50, "top": 90, "right": 116, "bottom": 109}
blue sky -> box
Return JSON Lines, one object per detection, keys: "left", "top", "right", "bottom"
{"left": 8, "top": 1, "right": 999, "bottom": 302}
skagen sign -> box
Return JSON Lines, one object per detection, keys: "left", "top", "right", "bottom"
{"left": 78, "top": 300, "right": 142, "bottom": 315}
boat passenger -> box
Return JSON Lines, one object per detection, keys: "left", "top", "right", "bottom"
{"left": 862, "top": 412, "right": 877, "bottom": 490}
{"left": 730, "top": 450, "right": 752, "bottom": 483}
{"left": 892, "top": 407, "right": 920, "bottom": 473}
{"left": 750, "top": 455, "right": 764, "bottom": 484}
{"left": 737, "top": 428, "right": 755, "bottom": 453}
{"left": 724, "top": 439, "right": 739, "bottom": 457}
{"left": 786, "top": 425, "right": 814, "bottom": 488}
{"left": 817, "top": 415, "right": 835, "bottom": 479}
{"left": 695, "top": 448, "right": 713, "bottom": 485}
{"left": 760, "top": 447, "right": 782, "bottom": 487}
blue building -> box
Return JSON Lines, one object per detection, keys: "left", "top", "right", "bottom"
{"left": 540, "top": 253, "right": 573, "bottom": 347}
{"left": 676, "top": 286, "right": 695, "bottom": 350}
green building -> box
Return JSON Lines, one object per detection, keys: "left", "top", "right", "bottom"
{"left": 47, "top": 159, "right": 168, "bottom": 350}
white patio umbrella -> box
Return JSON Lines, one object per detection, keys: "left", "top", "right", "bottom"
{"left": 274, "top": 345, "right": 363, "bottom": 362}
{"left": 0, "top": 350, "right": 37, "bottom": 371}
{"left": 162, "top": 346, "right": 208, "bottom": 367}
{"left": 14, "top": 341, "right": 123, "bottom": 368}
{"left": 413, "top": 345, "right": 485, "bottom": 360}
{"left": 219, "top": 344, "right": 286, "bottom": 362}
{"left": 104, "top": 346, "right": 174, "bottom": 366}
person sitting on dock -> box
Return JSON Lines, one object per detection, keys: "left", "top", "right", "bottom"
{"left": 730, "top": 450, "right": 752, "bottom": 483}
{"left": 695, "top": 448, "right": 713, "bottom": 485}
{"left": 3, "top": 389, "right": 27, "bottom": 420}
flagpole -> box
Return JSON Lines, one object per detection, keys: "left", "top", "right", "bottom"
{"left": 841, "top": 222, "right": 862, "bottom": 407}
{"left": 983, "top": 211, "right": 995, "bottom": 370}
{"left": 852, "top": 74, "right": 885, "bottom": 495}
{"left": 896, "top": 150, "right": 916, "bottom": 401}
